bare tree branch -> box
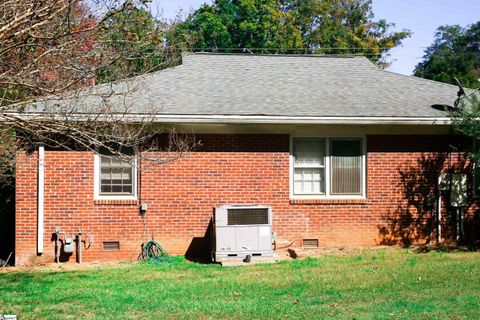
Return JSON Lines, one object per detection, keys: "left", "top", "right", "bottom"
{"left": 0, "top": 0, "right": 196, "bottom": 185}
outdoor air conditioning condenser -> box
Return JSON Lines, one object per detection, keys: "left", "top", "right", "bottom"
{"left": 212, "top": 205, "right": 273, "bottom": 262}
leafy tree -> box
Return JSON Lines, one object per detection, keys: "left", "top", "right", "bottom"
{"left": 97, "top": 4, "right": 180, "bottom": 82}
{"left": 451, "top": 91, "right": 480, "bottom": 165}
{"left": 414, "top": 22, "right": 480, "bottom": 89}
{"left": 171, "top": 0, "right": 410, "bottom": 64}
{"left": 171, "top": 0, "right": 304, "bottom": 53}
{"left": 286, "top": 0, "right": 411, "bottom": 64}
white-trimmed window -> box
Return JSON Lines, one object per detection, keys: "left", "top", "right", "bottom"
{"left": 293, "top": 138, "right": 326, "bottom": 194}
{"left": 291, "top": 137, "right": 365, "bottom": 198}
{"left": 94, "top": 149, "right": 137, "bottom": 199}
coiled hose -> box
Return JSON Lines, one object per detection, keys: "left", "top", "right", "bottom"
{"left": 141, "top": 240, "right": 171, "bottom": 263}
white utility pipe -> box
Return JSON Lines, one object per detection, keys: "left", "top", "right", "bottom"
{"left": 37, "top": 145, "right": 45, "bottom": 254}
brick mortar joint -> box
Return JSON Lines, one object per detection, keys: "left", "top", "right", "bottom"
{"left": 94, "top": 200, "right": 139, "bottom": 205}
{"left": 289, "top": 199, "right": 368, "bottom": 205}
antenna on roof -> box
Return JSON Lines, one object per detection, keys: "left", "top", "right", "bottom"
{"left": 453, "top": 77, "right": 466, "bottom": 109}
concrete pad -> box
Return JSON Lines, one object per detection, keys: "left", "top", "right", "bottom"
{"left": 218, "top": 255, "right": 279, "bottom": 266}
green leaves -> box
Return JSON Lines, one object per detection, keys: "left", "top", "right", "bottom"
{"left": 96, "top": 5, "right": 180, "bottom": 83}
{"left": 414, "top": 22, "right": 480, "bottom": 89}
{"left": 173, "top": 0, "right": 303, "bottom": 53}
{"left": 171, "top": 0, "right": 410, "bottom": 64}
{"left": 451, "top": 92, "right": 480, "bottom": 133}
{"left": 450, "top": 91, "right": 480, "bottom": 174}
{"left": 290, "top": 0, "right": 411, "bottom": 64}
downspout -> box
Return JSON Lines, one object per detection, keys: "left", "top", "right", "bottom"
{"left": 37, "top": 144, "right": 45, "bottom": 255}
{"left": 437, "top": 188, "right": 442, "bottom": 244}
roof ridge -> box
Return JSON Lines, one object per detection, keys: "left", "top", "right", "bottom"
{"left": 190, "top": 52, "right": 362, "bottom": 59}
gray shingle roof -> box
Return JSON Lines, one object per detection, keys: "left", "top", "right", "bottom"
{"left": 33, "top": 53, "right": 461, "bottom": 121}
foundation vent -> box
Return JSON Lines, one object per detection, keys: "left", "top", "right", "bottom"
{"left": 302, "top": 239, "right": 319, "bottom": 248}
{"left": 103, "top": 241, "right": 120, "bottom": 250}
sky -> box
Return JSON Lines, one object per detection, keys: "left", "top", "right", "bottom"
{"left": 153, "top": 0, "right": 480, "bottom": 75}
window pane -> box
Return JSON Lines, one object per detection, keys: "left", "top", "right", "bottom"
{"left": 101, "top": 185, "right": 112, "bottom": 193}
{"left": 111, "top": 185, "right": 123, "bottom": 193}
{"left": 100, "top": 171, "right": 111, "bottom": 180}
{"left": 111, "top": 158, "right": 122, "bottom": 166}
{"left": 101, "top": 156, "right": 111, "bottom": 165}
{"left": 123, "top": 168, "right": 132, "bottom": 181}
{"left": 294, "top": 168, "right": 324, "bottom": 194}
{"left": 99, "top": 155, "right": 134, "bottom": 195}
{"left": 293, "top": 138, "right": 325, "bottom": 167}
{"left": 123, "top": 177, "right": 132, "bottom": 185}
{"left": 111, "top": 168, "right": 123, "bottom": 181}
{"left": 330, "top": 139, "right": 362, "bottom": 195}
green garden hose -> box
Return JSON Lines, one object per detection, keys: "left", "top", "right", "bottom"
{"left": 141, "top": 240, "right": 171, "bottom": 263}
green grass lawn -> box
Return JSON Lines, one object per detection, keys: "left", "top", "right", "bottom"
{"left": 1, "top": 248, "right": 480, "bottom": 319}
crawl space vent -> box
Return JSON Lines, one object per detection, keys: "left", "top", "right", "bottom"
{"left": 227, "top": 208, "right": 269, "bottom": 225}
{"left": 302, "top": 239, "right": 319, "bottom": 248}
{"left": 103, "top": 241, "right": 120, "bottom": 250}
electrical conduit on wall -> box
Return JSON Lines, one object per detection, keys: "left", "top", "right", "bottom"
{"left": 37, "top": 145, "right": 45, "bottom": 254}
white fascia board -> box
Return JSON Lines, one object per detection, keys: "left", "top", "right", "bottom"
{"left": 13, "top": 112, "right": 452, "bottom": 125}
{"left": 149, "top": 115, "right": 452, "bottom": 125}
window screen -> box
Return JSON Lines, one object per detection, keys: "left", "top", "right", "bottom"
{"left": 330, "top": 139, "right": 362, "bottom": 195}
{"left": 293, "top": 138, "right": 325, "bottom": 195}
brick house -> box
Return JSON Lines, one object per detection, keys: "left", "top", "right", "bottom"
{"left": 14, "top": 53, "right": 479, "bottom": 266}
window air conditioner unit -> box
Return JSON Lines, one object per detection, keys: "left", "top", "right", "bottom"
{"left": 212, "top": 205, "right": 273, "bottom": 262}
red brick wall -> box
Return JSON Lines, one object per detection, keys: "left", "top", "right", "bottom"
{"left": 15, "top": 134, "right": 478, "bottom": 265}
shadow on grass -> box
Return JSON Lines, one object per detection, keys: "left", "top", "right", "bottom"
{"left": 411, "top": 245, "right": 478, "bottom": 253}
{"left": 185, "top": 219, "right": 215, "bottom": 264}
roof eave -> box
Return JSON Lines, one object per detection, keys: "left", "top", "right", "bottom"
{"left": 148, "top": 115, "right": 451, "bottom": 125}
{"left": 12, "top": 113, "right": 452, "bottom": 125}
